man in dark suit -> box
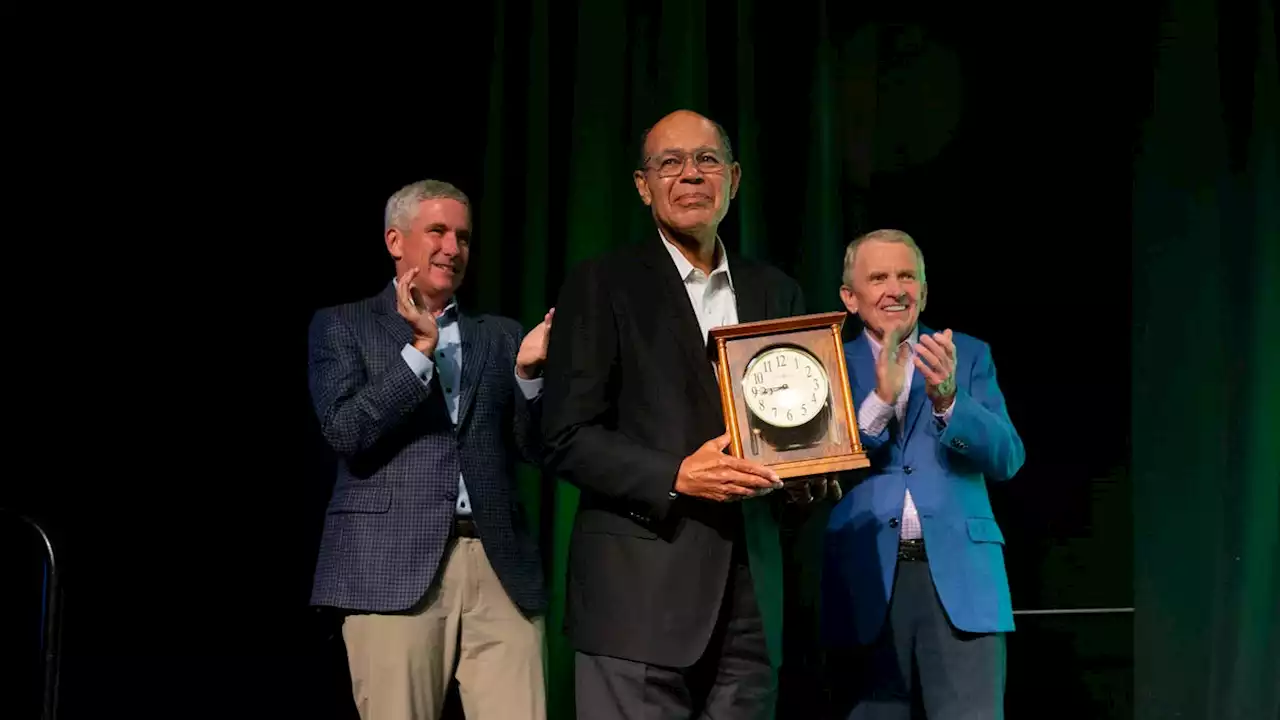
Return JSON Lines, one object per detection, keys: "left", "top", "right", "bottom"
{"left": 307, "top": 179, "right": 554, "bottom": 720}
{"left": 542, "top": 110, "right": 838, "bottom": 719}
{"left": 822, "top": 229, "right": 1025, "bottom": 719}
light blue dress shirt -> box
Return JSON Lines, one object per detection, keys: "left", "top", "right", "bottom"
{"left": 398, "top": 299, "right": 544, "bottom": 516}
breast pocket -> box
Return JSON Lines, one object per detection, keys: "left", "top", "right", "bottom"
{"left": 966, "top": 517, "right": 1005, "bottom": 545}
{"left": 327, "top": 484, "right": 392, "bottom": 514}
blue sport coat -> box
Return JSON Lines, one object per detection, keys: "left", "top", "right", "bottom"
{"left": 822, "top": 325, "right": 1025, "bottom": 646}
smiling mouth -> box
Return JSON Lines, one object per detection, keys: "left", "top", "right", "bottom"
{"left": 882, "top": 304, "right": 908, "bottom": 312}
{"left": 676, "top": 195, "right": 712, "bottom": 205}
{"left": 431, "top": 262, "right": 457, "bottom": 274}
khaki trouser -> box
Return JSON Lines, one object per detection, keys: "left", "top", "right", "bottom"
{"left": 342, "top": 537, "right": 546, "bottom": 720}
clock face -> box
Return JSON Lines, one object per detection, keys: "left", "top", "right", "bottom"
{"left": 741, "top": 346, "right": 830, "bottom": 428}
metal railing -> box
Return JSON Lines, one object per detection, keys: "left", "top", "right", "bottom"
{"left": 1, "top": 509, "right": 61, "bottom": 720}
{"left": 1014, "top": 607, "right": 1134, "bottom": 616}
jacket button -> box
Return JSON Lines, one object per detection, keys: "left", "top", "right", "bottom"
{"left": 888, "top": 517, "right": 900, "bottom": 528}
{"left": 903, "top": 465, "right": 913, "bottom": 475}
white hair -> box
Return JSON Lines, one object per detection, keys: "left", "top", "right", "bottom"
{"left": 383, "top": 179, "right": 470, "bottom": 233}
{"left": 841, "top": 229, "right": 927, "bottom": 287}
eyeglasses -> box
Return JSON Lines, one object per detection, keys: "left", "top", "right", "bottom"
{"left": 642, "top": 150, "right": 728, "bottom": 178}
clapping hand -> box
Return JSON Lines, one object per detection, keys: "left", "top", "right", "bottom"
{"left": 913, "top": 329, "right": 957, "bottom": 412}
{"left": 875, "top": 326, "right": 912, "bottom": 403}
{"left": 395, "top": 267, "right": 439, "bottom": 356}
{"left": 516, "top": 308, "right": 555, "bottom": 379}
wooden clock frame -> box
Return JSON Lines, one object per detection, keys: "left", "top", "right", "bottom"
{"left": 708, "top": 311, "right": 870, "bottom": 479}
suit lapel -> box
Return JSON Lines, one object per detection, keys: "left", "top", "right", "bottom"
{"left": 373, "top": 281, "right": 487, "bottom": 430}
{"left": 640, "top": 240, "right": 722, "bottom": 411}
{"left": 373, "top": 282, "right": 414, "bottom": 347}
{"left": 847, "top": 332, "right": 875, "bottom": 405}
{"left": 730, "top": 257, "right": 770, "bottom": 323}
{"left": 457, "top": 313, "right": 488, "bottom": 430}
{"left": 900, "top": 323, "right": 932, "bottom": 446}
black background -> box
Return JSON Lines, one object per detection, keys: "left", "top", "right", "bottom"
{"left": 2, "top": 3, "right": 1146, "bottom": 717}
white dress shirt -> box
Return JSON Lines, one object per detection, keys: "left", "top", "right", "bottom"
{"left": 394, "top": 288, "right": 543, "bottom": 516}
{"left": 660, "top": 231, "right": 739, "bottom": 341}
{"left": 855, "top": 327, "right": 954, "bottom": 540}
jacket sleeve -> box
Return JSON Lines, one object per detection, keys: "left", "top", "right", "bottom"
{"left": 938, "top": 341, "right": 1026, "bottom": 482}
{"left": 540, "top": 261, "right": 684, "bottom": 521}
{"left": 307, "top": 309, "right": 433, "bottom": 458}
{"left": 507, "top": 322, "right": 545, "bottom": 468}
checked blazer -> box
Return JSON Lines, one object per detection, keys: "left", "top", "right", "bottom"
{"left": 307, "top": 281, "right": 545, "bottom": 615}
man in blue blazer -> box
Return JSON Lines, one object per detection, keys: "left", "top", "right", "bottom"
{"left": 307, "top": 179, "right": 554, "bottom": 720}
{"left": 823, "top": 229, "right": 1025, "bottom": 719}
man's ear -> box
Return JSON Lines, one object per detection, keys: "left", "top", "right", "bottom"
{"left": 918, "top": 282, "right": 928, "bottom": 315}
{"left": 385, "top": 227, "right": 403, "bottom": 260}
{"left": 839, "top": 285, "right": 859, "bottom": 315}
{"left": 728, "top": 162, "right": 741, "bottom": 200}
{"left": 634, "top": 171, "right": 653, "bottom": 206}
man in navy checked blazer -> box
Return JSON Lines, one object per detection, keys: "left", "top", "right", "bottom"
{"left": 307, "top": 179, "right": 554, "bottom": 720}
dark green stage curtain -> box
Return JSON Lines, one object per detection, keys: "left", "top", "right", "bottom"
{"left": 1132, "top": 0, "right": 1279, "bottom": 717}
{"left": 461, "top": 0, "right": 1278, "bottom": 716}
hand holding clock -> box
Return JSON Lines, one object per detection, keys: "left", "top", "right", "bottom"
{"left": 675, "top": 433, "right": 783, "bottom": 502}
{"left": 783, "top": 474, "right": 843, "bottom": 504}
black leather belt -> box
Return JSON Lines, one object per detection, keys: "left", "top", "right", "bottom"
{"left": 898, "top": 538, "right": 927, "bottom": 562}
{"left": 454, "top": 516, "right": 478, "bottom": 538}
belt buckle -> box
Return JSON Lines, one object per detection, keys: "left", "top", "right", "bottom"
{"left": 454, "top": 516, "right": 478, "bottom": 538}
{"left": 897, "top": 538, "right": 926, "bottom": 562}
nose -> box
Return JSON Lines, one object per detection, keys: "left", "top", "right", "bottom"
{"left": 677, "top": 157, "right": 705, "bottom": 182}
{"left": 438, "top": 232, "right": 460, "bottom": 256}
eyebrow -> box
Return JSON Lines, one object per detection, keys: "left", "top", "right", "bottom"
{"left": 426, "top": 222, "right": 471, "bottom": 234}
{"left": 654, "top": 145, "right": 722, "bottom": 156}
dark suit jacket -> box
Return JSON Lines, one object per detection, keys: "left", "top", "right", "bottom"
{"left": 307, "top": 282, "right": 545, "bottom": 615}
{"left": 542, "top": 237, "right": 804, "bottom": 669}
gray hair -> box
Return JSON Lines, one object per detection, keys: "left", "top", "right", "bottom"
{"left": 841, "top": 229, "right": 927, "bottom": 288}
{"left": 384, "top": 179, "right": 471, "bottom": 233}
